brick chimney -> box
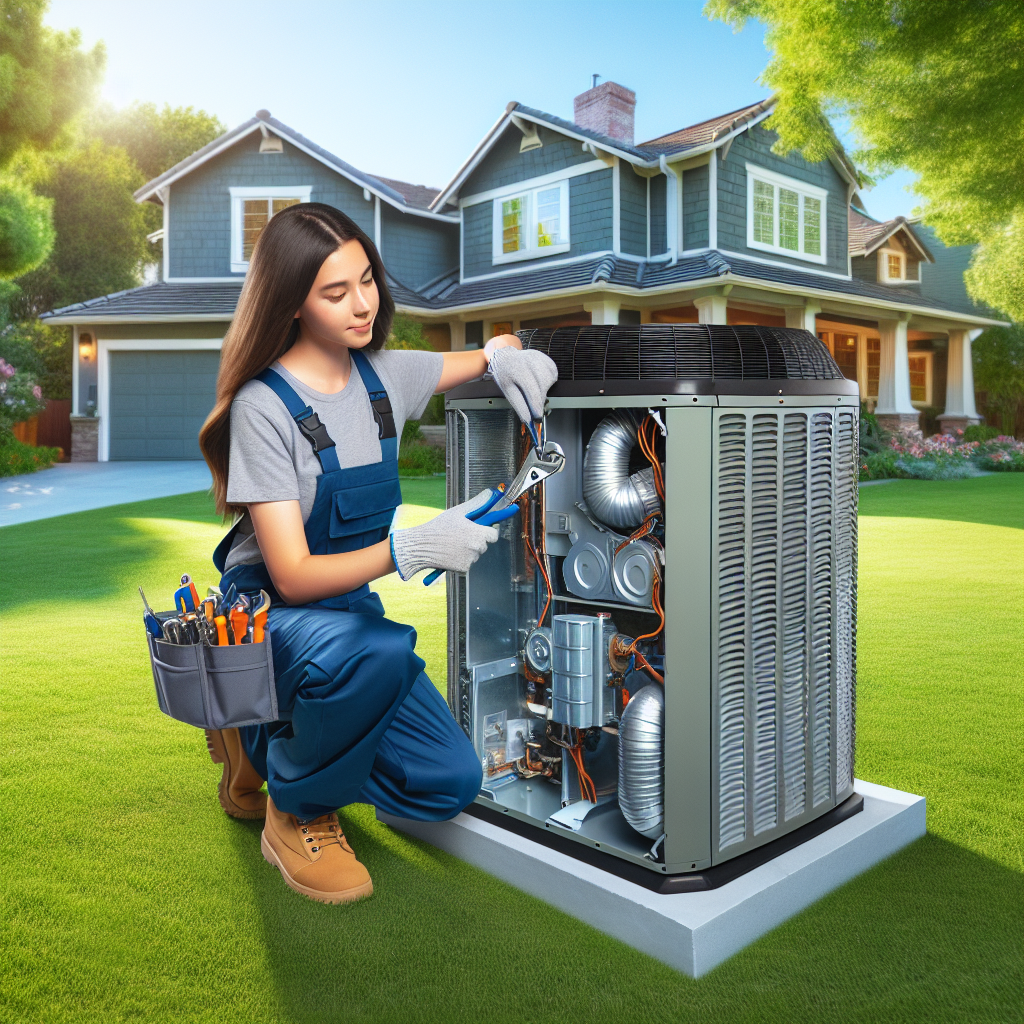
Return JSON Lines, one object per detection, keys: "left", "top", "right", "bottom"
{"left": 573, "top": 81, "right": 636, "bottom": 145}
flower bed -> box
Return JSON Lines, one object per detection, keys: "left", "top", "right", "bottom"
{"left": 860, "top": 423, "right": 1024, "bottom": 481}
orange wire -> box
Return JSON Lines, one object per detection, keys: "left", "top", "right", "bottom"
{"left": 522, "top": 510, "right": 552, "bottom": 627}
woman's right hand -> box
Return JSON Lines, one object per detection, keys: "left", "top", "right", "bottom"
{"left": 391, "top": 490, "right": 499, "bottom": 581}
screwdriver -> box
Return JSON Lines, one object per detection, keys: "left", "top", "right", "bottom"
{"left": 230, "top": 595, "right": 250, "bottom": 644}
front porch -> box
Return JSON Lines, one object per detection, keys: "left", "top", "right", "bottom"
{"left": 415, "top": 282, "right": 985, "bottom": 436}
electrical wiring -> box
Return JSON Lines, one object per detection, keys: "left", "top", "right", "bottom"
{"left": 637, "top": 416, "right": 665, "bottom": 502}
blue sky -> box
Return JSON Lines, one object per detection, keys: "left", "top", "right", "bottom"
{"left": 48, "top": 0, "right": 919, "bottom": 220}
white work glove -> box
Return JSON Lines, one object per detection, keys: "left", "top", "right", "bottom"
{"left": 487, "top": 346, "right": 558, "bottom": 425}
{"left": 391, "top": 490, "right": 499, "bottom": 581}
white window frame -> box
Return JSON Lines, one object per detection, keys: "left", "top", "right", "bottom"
{"left": 745, "top": 163, "right": 828, "bottom": 265}
{"left": 229, "top": 185, "right": 311, "bottom": 271}
{"left": 490, "top": 179, "right": 570, "bottom": 265}
{"left": 878, "top": 246, "right": 907, "bottom": 283}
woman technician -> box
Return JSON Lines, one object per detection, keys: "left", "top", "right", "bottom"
{"left": 199, "top": 203, "right": 556, "bottom": 905}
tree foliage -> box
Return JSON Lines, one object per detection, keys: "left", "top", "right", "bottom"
{"left": 973, "top": 324, "right": 1024, "bottom": 434}
{"left": 0, "top": 174, "right": 53, "bottom": 277}
{"left": 0, "top": 0, "right": 104, "bottom": 280}
{"left": 705, "top": 0, "right": 1024, "bottom": 319}
{"left": 86, "top": 102, "right": 226, "bottom": 183}
{"left": 0, "top": 0, "right": 105, "bottom": 168}
{"left": 10, "top": 141, "right": 146, "bottom": 318}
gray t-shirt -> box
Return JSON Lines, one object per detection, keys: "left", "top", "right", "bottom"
{"left": 224, "top": 348, "right": 443, "bottom": 570}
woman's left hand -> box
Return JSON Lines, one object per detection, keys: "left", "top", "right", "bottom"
{"left": 486, "top": 344, "right": 558, "bottom": 426}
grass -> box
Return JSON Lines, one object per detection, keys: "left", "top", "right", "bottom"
{"left": 1, "top": 475, "right": 1020, "bottom": 1023}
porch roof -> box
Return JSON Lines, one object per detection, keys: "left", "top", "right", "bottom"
{"left": 41, "top": 254, "right": 1004, "bottom": 326}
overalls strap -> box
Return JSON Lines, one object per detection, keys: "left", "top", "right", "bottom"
{"left": 350, "top": 350, "right": 398, "bottom": 462}
{"left": 254, "top": 368, "right": 342, "bottom": 474}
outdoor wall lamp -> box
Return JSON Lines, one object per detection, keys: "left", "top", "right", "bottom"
{"left": 79, "top": 334, "right": 95, "bottom": 362}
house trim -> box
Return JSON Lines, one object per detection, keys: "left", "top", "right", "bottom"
{"left": 393, "top": 271, "right": 1008, "bottom": 326}
{"left": 459, "top": 160, "right": 609, "bottom": 208}
{"left": 96, "top": 337, "right": 223, "bottom": 461}
{"left": 135, "top": 118, "right": 459, "bottom": 224}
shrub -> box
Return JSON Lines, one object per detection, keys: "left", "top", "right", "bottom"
{"left": 398, "top": 439, "right": 445, "bottom": 477}
{"left": 0, "top": 430, "right": 59, "bottom": 476}
{"left": 0, "top": 355, "right": 46, "bottom": 431}
{"left": 860, "top": 449, "right": 901, "bottom": 479}
{"left": 963, "top": 424, "right": 1002, "bottom": 443}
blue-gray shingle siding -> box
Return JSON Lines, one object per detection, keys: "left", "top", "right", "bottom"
{"left": 914, "top": 223, "right": 992, "bottom": 317}
{"left": 461, "top": 123, "right": 594, "bottom": 197}
{"left": 461, "top": 169, "right": 614, "bottom": 278}
{"left": 380, "top": 205, "right": 458, "bottom": 290}
{"left": 682, "top": 163, "right": 709, "bottom": 250}
{"left": 650, "top": 174, "right": 667, "bottom": 255}
{"left": 619, "top": 163, "right": 647, "bottom": 257}
{"left": 716, "top": 125, "right": 849, "bottom": 274}
{"left": 167, "top": 133, "right": 375, "bottom": 278}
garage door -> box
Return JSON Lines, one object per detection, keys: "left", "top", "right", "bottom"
{"left": 108, "top": 350, "right": 220, "bottom": 460}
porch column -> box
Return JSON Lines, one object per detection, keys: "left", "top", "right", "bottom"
{"left": 784, "top": 303, "right": 821, "bottom": 333}
{"left": 694, "top": 294, "right": 728, "bottom": 324}
{"left": 584, "top": 298, "right": 621, "bottom": 325}
{"left": 449, "top": 320, "right": 466, "bottom": 351}
{"left": 874, "top": 316, "right": 919, "bottom": 432}
{"left": 938, "top": 328, "right": 981, "bottom": 436}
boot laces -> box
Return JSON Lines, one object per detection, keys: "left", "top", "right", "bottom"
{"left": 297, "top": 813, "right": 345, "bottom": 854}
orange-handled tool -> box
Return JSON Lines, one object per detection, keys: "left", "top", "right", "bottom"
{"left": 214, "top": 615, "right": 229, "bottom": 646}
{"left": 230, "top": 606, "right": 248, "bottom": 644}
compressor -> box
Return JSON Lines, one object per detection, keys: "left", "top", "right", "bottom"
{"left": 444, "top": 324, "right": 860, "bottom": 887}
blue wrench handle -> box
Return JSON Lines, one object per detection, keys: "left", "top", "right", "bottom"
{"left": 422, "top": 489, "right": 518, "bottom": 586}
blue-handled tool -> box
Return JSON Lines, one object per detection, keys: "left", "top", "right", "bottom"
{"left": 423, "top": 440, "right": 565, "bottom": 585}
{"left": 139, "top": 586, "right": 162, "bottom": 639}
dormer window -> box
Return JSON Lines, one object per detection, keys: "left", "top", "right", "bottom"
{"left": 491, "top": 180, "right": 569, "bottom": 264}
{"left": 230, "top": 185, "right": 311, "bottom": 271}
{"left": 746, "top": 164, "right": 827, "bottom": 265}
{"left": 879, "top": 247, "right": 908, "bottom": 283}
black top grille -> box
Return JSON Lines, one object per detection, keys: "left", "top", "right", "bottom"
{"left": 518, "top": 325, "right": 843, "bottom": 381}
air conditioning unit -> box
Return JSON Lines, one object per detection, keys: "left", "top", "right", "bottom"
{"left": 445, "top": 324, "right": 861, "bottom": 890}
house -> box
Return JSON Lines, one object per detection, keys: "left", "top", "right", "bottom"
{"left": 42, "top": 84, "right": 1005, "bottom": 461}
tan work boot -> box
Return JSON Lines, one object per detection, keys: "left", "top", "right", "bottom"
{"left": 205, "top": 728, "right": 267, "bottom": 820}
{"left": 261, "top": 796, "right": 373, "bottom": 904}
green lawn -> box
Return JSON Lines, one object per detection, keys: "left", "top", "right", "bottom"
{"left": 1, "top": 475, "right": 1020, "bottom": 1024}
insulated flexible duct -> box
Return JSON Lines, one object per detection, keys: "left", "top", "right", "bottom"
{"left": 618, "top": 684, "right": 664, "bottom": 838}
{"left": 582, "top": 411, "right": 661, "bottom": 530}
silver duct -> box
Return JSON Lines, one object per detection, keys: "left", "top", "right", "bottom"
{"left": 582, "top": 411, "right": 661, "bottom": 530}
{"left": 618, "top": 684, "right": 664, "bottom": 838}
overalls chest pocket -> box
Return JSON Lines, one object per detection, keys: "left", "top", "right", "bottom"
{"left": 328, "top": 461, "right": 403, "bottom": 553}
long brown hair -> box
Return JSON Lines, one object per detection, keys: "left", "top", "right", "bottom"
{"left": 200, "top": 202, "right": 394, "bottom": 517}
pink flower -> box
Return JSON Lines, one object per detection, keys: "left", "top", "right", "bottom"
{"left": 32, "top": 385, "right": 42, "bottom": 400}
{"left": 0, "top": 359, "right": 15, "bottom": 378}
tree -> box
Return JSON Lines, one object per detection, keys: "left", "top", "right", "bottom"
{"left": 11, "top": 141, "right": 146, "bottom": 319}
{"left": 0, "top": 0, "right": 105, "bottom": 279}
{"left": 973, "top": 325, "right": 1024, "bottom": 435}
{"left": 86, "top": 102, "right": 225, "bottom": 183}
{"left": 705, "top": 0, "right": 1024, "bottom": 321}
{"left": 0, "top": 175, "right": 52, "bottom": 277}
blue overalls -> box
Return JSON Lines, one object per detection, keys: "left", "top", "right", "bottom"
{"left": 213, "top": 351, "right": 481, "bottom": 822}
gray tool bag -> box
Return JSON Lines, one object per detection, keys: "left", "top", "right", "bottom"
{"left": 146, "top": 613, "right": 278, "bottom": 729}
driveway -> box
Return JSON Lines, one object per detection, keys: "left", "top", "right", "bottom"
{"left": 0, "top": 462, "right": 212, "bottom": 527}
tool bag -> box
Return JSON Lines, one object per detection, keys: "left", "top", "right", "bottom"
{"left": 145, "top": 610, "right": 278, "bottom": 729}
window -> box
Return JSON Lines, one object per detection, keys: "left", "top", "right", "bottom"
{"left": 831, "top": 332, "right": 858, "bottom": 381}
{"left": 879, "top": 248, "right": 906, "bottom": 283}
{"left": 867, "top": 337, "right": 880, "bottom": 398}
{"left": 230, "top": 186, "right": 311, "bottom": 271}
{"left": 745, "top": 164, "right": 827, "bottom": 264}
{"left": 908, "top": 352, "right": 932, "bottom": 405}
{"left": 491, "top": 180, "right": 569, "bottom": 264}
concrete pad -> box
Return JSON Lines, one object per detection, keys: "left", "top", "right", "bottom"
{"left": 379, "top": 779, "right": 925, "bottom": 977}
{"left": 0, "top": 462, "right": 212, "bottom": 527}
